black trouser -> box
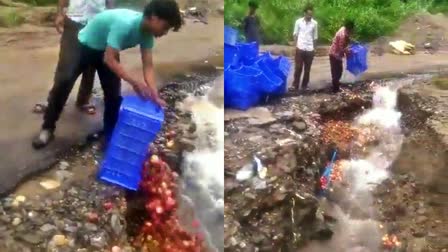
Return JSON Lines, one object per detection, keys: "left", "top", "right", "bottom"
{"left": 43, "top": 41, "right": 122, "bottom": 140}
{"left": 293, "top": 49, "right": 314, "bottom": 89}
{"left": 329, "top": 55, "right": 343, "bottom": 92}
{"left": 47, "top": 17, "right": 95, "bottom": 107}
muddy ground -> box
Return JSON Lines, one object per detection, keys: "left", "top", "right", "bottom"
{"left": 224, "top": 75, "right": 448, "bottom": 251}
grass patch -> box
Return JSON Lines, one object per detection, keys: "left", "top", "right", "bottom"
{"left": 225, "top": 0, "right": 448, "bottom": 44}
{"left": 432, "top": 77, "right": 448, "bottom": 90}
{"left": 0, "top": 7, "right": 25, "bottom": 27}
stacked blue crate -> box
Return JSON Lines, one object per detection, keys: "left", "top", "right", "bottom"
{"left": 224, "top": 26, "right": 291, "bottom": 110}
{"left": 98, "top": 96, "right": 164, "bottom": 190}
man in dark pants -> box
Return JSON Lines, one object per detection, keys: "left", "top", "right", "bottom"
{"left": 33, "top": 0, "right": 114, "bottom": 114}
{"left": 242, "top": 0, "right": 261, "bottom": 44}
{"left": 329, "top": 20, "right": 355, "bottom": 93}
{"left": 292, "top": 6, "right": 318, "bottom": 92}
{"left": 32, "top": 0, "right": 183, "bottom": 149}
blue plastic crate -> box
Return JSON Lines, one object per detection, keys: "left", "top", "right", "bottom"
{"left": 224, "top": 43, "right": 240, "bottom": 69}
{"left": 224, "top": 66, "right": 262, "bottom": 110}
{"left": 254, "top": 58, "right": 283, "bottom": 94}
{"left": 224, "top": 26, "right": 238, "bottom": 45}
{"left": 269, "top": 56, "right": 290, "bottom": 82}
{"left": 99, "top": 96, "right": 164, "bottom": 190}
{"left": 347, "top": 43, "right": 368, "bottom": 76}
{"left": 237, "top": 42, "right": 259, "bottom": 65}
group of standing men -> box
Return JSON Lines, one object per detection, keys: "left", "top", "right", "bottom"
{"left": 293, "top": 6, "right": 355, "bottom": 93}
{"left": 242, "top": 3, "right": 356, "bottom": 94}
{"left": 32, "top": 0, "right": 182, "bottom": 149}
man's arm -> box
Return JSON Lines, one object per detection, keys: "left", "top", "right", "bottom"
{"left": 293, "top": 19, "right": 299, "bottom": 44}
{"left": 104, "top": 47, "right": 152, "bottom": 99}
{"left": 141, "top": 48, "right": 166, "bottom": 107}
{"left": 57, "top": 0, "right": 69, "bottom": 15}
{"left": 313, "top": 22, "right": 318, "bottom": 49}
{"left": 55, "top": 0, "right": 68, "bottom": 33}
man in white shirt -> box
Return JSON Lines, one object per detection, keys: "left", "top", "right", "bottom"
{"left": 292, "top": 6, "right": 318, "bottom": 92}
{"left": 34, "top": 0, "right": 113, "bottom": 115}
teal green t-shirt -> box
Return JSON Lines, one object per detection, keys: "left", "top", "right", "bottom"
{"left": 78, "top": 9, "right": 154, "bottom": 51}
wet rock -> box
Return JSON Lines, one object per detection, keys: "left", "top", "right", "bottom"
{"left": 416, "top": 207, "right": 426, "bottom": 215}
{"left": 55, "top": 170, "right": 74, "bottom": 182}
{"left": 90, "top": 231, "right": 108, "bottom": 248}
{"left": 416, "top": 216, "right": 428, "bottom": 224}
{"left": 84, "top": 223, "right": 97, "bottom": 232}
{"left": 310, "top": 220, "right": 334, "bottom": 241}
{"left": 110, "top": 213, "right": 125, "bottom": 236}
{"left": 40, "top": 223, "right": 57, "bottom": 233}
{"left": 408, "top": 237, "right": 427, "bottom": 251}
{"left": 0, "top": 214, "right": 11, "bottom": 224}
{"left": 292, "top": 121, "right": 307, "bottom": 132}
{"left": 276, "top": 111, "right": 294, "bottom": 121}
{"left": 59, "top": 161, "right": 70, "bottom": 170}
{"left": 18, "top": 233, "right": 44, "bottom": 245}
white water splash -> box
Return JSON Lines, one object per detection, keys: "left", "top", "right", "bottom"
{"left": 178, "top": 77, "right": 224, "bottom": 252}
{"left": 306, "top": 83, "right": 409, "bottom": 251}
{"left": 344, "top": 86, "right": 405, "bottom": 193}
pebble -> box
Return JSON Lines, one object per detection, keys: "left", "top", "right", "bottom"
{"left": 15, "top": 195, "right": 26, "bottom": 203}
{"left": 12, "top": 217, "right": 21, "bottom": 226}
{"left": 292, "top": 121, "right": 307, "bottom": 132}
{"left": 52, "top": 234, "right": 69, "bottom": 246}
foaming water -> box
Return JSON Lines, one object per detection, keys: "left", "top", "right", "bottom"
{"left": 178, "top": 77, "right": 224, "bottom": 252}
{"left": 305, "top": 82, "right": 411, "bottom": 251}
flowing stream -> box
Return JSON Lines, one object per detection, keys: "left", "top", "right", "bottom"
{"left": 177, "top": 77, "right": 224, "bottom": 252}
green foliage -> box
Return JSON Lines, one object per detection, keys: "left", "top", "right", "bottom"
{"left": 0, "top": 7, "right": 25, "bottom": 27}
{"left": 14, "top": 0, "right": 147, "bottom": 8}
{"left": 225, "top": 0, "right": 448, "bottom": 44}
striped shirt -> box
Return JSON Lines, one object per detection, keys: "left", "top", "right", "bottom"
{"left": 329, "top": 27, "right": 349, "bottom": 60}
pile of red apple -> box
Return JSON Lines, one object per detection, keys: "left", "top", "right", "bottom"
{"left": 136, "top": 153, "right": 204, "bottom": 251}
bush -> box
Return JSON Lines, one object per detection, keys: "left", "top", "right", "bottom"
{"left": 225, "top": 0, "right": 447, "bottom": 44}
{"left": 0, "top": 7, "right": 26, "bottom": 27}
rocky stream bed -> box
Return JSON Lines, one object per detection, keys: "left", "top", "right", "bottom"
{"left": 224, "top": 75, "right": 448, "bottom": 252}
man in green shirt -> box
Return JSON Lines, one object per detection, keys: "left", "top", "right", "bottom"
{"left": 32, "top": 0, "right": 183, "bottom": 149}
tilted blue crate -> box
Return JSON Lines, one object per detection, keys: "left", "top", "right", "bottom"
{"left": 99, "top": 96, "right": 164, "bottom": 190}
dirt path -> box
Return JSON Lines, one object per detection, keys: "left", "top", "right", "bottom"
{"left": 262, "top": 44, "right": 448, "bottom": 90}
{"left": 306, "top": 52, "right": 448, "bottom": 90}
{"left": 0, "top": 17, "right": 223, "bottom": 195}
